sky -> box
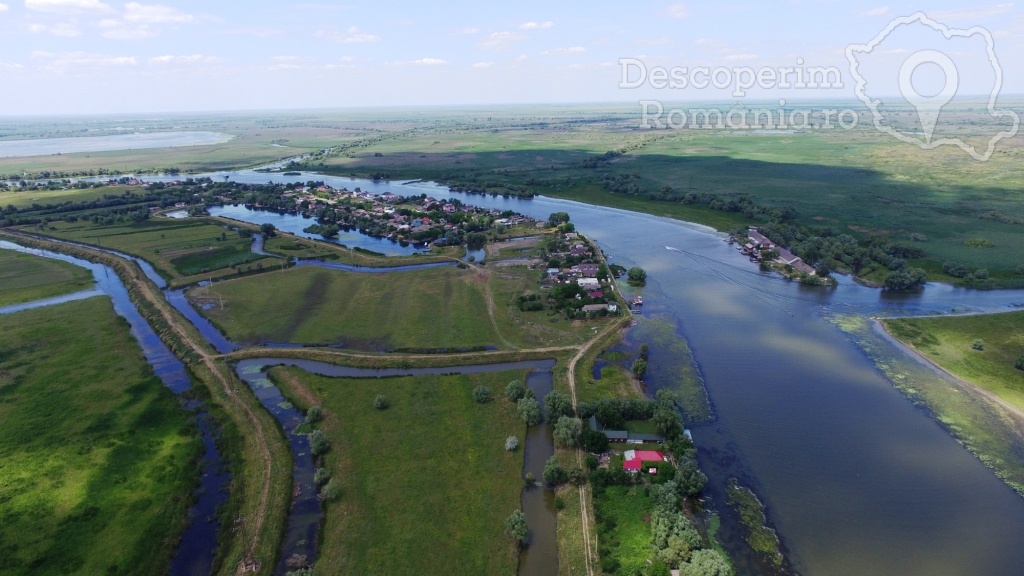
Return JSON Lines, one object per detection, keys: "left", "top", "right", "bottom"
{"left": 0, "top": 0, "right": 1022, "bottom": 115}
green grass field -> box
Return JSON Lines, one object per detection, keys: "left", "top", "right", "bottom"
{"left": 593, "top": 486, "right": 654, "bottom": 576}
{"left": 0, "top": 249, "right": 94, "bottom": 306}
{"left": 35, "top": 218, "right": 274, "bottom": 279}
{"left": 194, "top": 265, "right": 497, "bottom": 349}
{"left": 0, "top": 297, "right": 198, "bottom": 576}
{"left": 885, "top": 312, "right": 1024, "bottom": 411}
{"left": 269, "top": 366, "right": 526, "bottom": 576}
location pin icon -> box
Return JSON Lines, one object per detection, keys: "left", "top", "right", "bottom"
{"left": 898, "top": 50, "right": 959, "bottom": 144}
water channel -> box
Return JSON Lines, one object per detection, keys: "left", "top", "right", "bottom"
{"left": 0, "top": 240, "right": 229, "bottom": 576}
{"left": 164, "top": 168, "right": 1024, "bottom": 576}
{"left": 26, "top": 164, "right": 1024, "bottom": 575}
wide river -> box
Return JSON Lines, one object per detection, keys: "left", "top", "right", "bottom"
{"left": 92, "top": 168, "right": 1024, "bottom": 575}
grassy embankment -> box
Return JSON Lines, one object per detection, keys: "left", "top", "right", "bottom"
{"left": 32, "top": 218, "right": 280, "bottom": 282}
{"left": 0, "top": 297, "right": 198, "bottom": 576}
{"left": 269, "top": 367, "right": 526, "bottom": 576}
{"left": 0, "top": 229, "right": 292, "bottom": 576}
{"left": 0, "top": 249, "right": 94, "bottom": 306}
{"left": 884, "top": 313, "right": 1024, "bottom": 411}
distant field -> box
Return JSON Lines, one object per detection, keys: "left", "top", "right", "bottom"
{"left": 885, "top": 312, "right": 1024, "bottom": 411}
{"left": 0, "top": 297, "right": 198, "bottom": 576}
{"left": 270, "top": 366, "right": 525, "bottom": 576}
{"left": 0, "top": 249, "right": 93, "bottom": 306}
{"left": 36, "top": 218, "right": 274, "bottom": 279}
{"left": 0, "top": 186, "right": 134, "bottom": 209}
{"left": 194, "top": 265, "right": 498, "bottom": 349}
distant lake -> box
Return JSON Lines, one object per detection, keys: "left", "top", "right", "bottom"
{"left": 0, "top": 131, "right": 233, "bottom": 158}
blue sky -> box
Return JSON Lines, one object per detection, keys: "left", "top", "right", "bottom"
{"left": 0, "top": 0, "right": 1021, "bottom": 114}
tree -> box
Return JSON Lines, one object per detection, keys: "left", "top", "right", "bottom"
{"left": 373, "top": 394, "right": 389, "bottom": 410}
{"left": 553, "top": 416, "right": 583, "bottom": 447}
{"left": 313, "top": 467, "right": 331, "bottom": 485}
{"left": 582, "top": 429, "right": 610, "bottom": 453}
{"left": 309, "top": 430, "right": 329, "bottom": 456}
{"left": 319, "top": 224, "right": 339, "bottom": 239}
{"left": 473, "top": 385, "right": 492, "bottom": 403}
{"left": 320, "top": 477, "right": 341, "bottom": 501}
{"left": 504, "top": 510, "right": 529, "bottom": 546}
{"left": 505, "top": 380, "right": 527, "bottom": 401}
{"left": 505, "top": 435, "right": 519, "bottom": 451}
{"left": 675, "top": 458, "right": 708, "bottom": 497}
{"left": 639, "top": 343, "right": 650, "bottom": 360}
{"left": 631, "top": 358, "right": 648, "bottom": 380}
{"left": 680, "top": 549, "right": 733, "bottom": 576}
{"left": 627, "top": 266, "right": 647, "bottom": 286}
{"left": 548, "top": 211, "right": 570, "bottom": 226}
{"left": 305, "top": 406, "right": 322, "bottom": 424}
{"left": 545, "top": 390, "right": 574, "bottom": 419}
{"left": 517, "top": 397, "right": 542, "bottom": 426}
{"left": 883, "top": 267, "right": 927, "bottom": 291}
{"left": 543, "top": 456, "right": 568, "bottom": 485}
{"left": 259, "top": 223, "right": 277, "bottom": 237}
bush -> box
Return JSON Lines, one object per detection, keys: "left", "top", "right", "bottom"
{"left": 473, "top": 385, "right": 492, "bottom": 403}
{"left": 972, "top": 339, "right": 985, "bottom": 351}
{"left": 309, "top": 429, "right": 329, "bottom": 456}
{"left": 517, "top": 397, "right": 542, "bottom": 426}
{"left": 568, "top": 466, "right": 586, "bottom": 485}
{"left": 505, "top": 435, "right": 519, "bottom": 451}
{"left": 373, "top": 394, "right": 389, "bottom": 410}
{"left": 627, "top": 266, "right": 647, "bottom": 285}
{"left": 505, "top": 380, "right": 527, "bottom": 401}
{"left": 1016, "top": 355, "right": 1024, "bottom": 371}
{"left": 504, "top": 510, "right": 528, "bottom": 545}
{"left": 554, "top": 496, "right": 565, "bottom": 510}
{"left": 543, "top": 456, "right": 568, "bottom": 485}
{"left": 305, "top": 405, "right": 323, "bottom": 424}
{"left": 320, "top": 477, "right": 341, "bottom": 501}
{"left": 544, "top": 390, "right": 575, "bottom": 418}
{"left": 585, "top": 454, "right": 599, "bottom": 470}
{"left": 313, "top": 467, "right": 331, "bottom": 486}
{"left": 553, "top": 416, "right": 582, "bottom": 447}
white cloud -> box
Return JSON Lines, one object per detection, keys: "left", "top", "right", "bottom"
{"left": 0, "top": 3, "right": 9, "bottom": 12}
{"left": 315, "top": 26, "right": 379, "bottom": 43}
{"left": 28, "top": 21, "right": 81, "bottom": 36}
{"left": 862, "top": 6, "right": 889, "bottom": 17}
{"left": 411, "top": 57, "right": 447, "bottom": 65}
{"left": 148, "top": 54, "right": 218, "bottom": 65}
{"left": 723, "top": 53, "right": 757, "bottom": 61}
{"left": 519, "top": 20, "right": 553, "bottom": 29}
{"left": 479, "top": 30, "right": 525, "bottom": 50}
{"left": 25, "top": 0, "right": 110, "bottom": 13}
{"left": 667, "top": 3, "right": 689, "bottom": 18}
{"left": 122, "top": 2, "right": 193, "bottom": 24}
{"left": 930, "top": 4, "right": 1014, "bottom": 21}
{"left": 455, "top": 26, "right": 478, "bottom": 35}
{"left": 470, "top": 61, "right": 493, "bottom": 68}
{"left": 98, "top": 18, "right": 154, "bottom": 39}
{"left": 32, "top": 50, "right": 137, "bottom": 67}
{"left": 541, "top": 46, "right": 586, "bottom": 56}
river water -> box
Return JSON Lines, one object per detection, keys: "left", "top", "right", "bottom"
{"left": 48, "top": 165, "right": 1024, "bottom": 575}
{"left": 163, "top": 167, "right": 1024, "bottom": 576}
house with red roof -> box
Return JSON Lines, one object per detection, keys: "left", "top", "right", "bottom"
{"left": 622, "top": 449, "right": 666, "bottom": 473}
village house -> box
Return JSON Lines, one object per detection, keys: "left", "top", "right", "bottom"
{"left": 579, "top": 263, "right": 600, "bottom": 278}
{"left": 622, "top": 449, "right": 667, "bottom": 473}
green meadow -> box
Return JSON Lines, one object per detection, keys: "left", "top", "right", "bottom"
{"left": 194, "top": 266, "right": 497, "bottom": 349}
{"left": 269, "top": 366, "right": 526, "bottom": 576}
{"left": 37, "top": 218, "right": 276, "bottom": 280}
{"left": 0, "top": 297, "right": 198, "bottom": 576}
{"left": 885, "top": 312, "right": 1024, "bottom": 411}
{"left": 0, "top": 249, "right": 94, "bottom": 306}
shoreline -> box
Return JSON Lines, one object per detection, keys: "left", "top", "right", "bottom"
{"left": 873, "top": 318, "right": 1024, "bottom": 439}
